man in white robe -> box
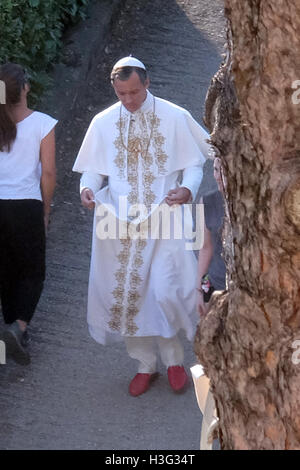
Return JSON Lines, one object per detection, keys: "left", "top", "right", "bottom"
{"left": 73, "top": 57, "right": 210, "bottom": 396}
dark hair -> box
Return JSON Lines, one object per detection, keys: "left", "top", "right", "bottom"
{"left": 110, "top": 66, "right": 148, "bottom": 85}
{"left": 0, "top": 63, "right": 28, "bottom": 152}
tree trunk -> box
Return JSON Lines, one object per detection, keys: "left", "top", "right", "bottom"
{"left": 194, "top": 0, "right": 300, "bottom": 450}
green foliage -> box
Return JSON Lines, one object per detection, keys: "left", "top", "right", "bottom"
{"left": 0, "top": 0, "right": 89, "bottom": 103}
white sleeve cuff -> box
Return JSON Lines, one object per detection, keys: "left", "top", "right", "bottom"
{"left": 80, "top": 172, "right": 104, "bottom": 195}
{"left": 180, "top": 165, "right": 203, "bottom": 201}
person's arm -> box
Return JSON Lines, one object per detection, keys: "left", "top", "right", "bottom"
{"left": 196, "top": 222, "right": 213, "bottom": 317}
{"left": 180, "top": 164, "right": 203, "bottom": 201}
{"left": 40, "top": 128, "right": 56, "bottom": 231}
{"left": 80, "top": 172, "right": 104, "bottom": 210}
{"left": 165, "top": 165, "right": 203, "bottom": 206}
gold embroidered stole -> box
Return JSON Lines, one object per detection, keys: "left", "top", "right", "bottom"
{"left": 109, "top": 109, "right": 167, "bottom": 335}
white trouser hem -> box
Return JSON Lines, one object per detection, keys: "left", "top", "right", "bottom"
{"left": 125, "top": 335, "right": 184, "bottom": 373}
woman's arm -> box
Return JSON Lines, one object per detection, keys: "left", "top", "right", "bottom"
{"left": 197, "top": 223, "right": 213, "bottom": 287}
{"left": 196, "top": 222, "right": 213, "bottom": 317}
{"left": 40, "top": 128, "right": 56, "bottom": 231}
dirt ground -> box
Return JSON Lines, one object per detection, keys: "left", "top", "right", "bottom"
{"left": 0, "top": 0, "right": 225, "bottom": 450}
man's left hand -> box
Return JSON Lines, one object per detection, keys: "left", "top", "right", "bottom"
{"left": 165, "top": 187, "right": 191, "bottom": 206}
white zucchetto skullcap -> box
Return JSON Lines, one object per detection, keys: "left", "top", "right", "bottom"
{"left": 112, "top": 56, "right": 146, "bottom": 71}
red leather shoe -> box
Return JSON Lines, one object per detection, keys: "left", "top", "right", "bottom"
{"left": 167, "top": 366, "right": 188, "bottom": 392}
{"left": 129, "top": 373, "right": 157, "bottom": 397}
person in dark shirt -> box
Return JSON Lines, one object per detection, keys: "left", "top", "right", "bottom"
{"left": 196, "top": 157, "right": 226, "bottom": 316}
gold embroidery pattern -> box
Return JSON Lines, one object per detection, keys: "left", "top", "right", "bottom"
{"left": 109, "top": 107, "right": 168, "bottom": 335}
{"left": 109, "top": 237, "right": 146, "bottom": 335}
{"left": 108, "top": 238, "right": 131, "bottom": 331}
{"left": 113, "top": 116, "right": 127, "bottom": 179}
{"left": 150, "top": 113, "right": 168, "bottom": 175}
{"left": 126, "top": 240, "right": 146, "bottom": 335}
{"left": 127, "top": 136, "right": 140, "bottom": 206}
{"left": 140, "top": 112, "right": 156, "bottom": 210}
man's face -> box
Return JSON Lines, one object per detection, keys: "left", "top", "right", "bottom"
{"left": 112, "top": 71, "right": 149, "bottom": 113}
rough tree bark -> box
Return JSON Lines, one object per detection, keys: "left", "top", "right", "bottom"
{"left": 194, "top": 0, "right": 300, "bottom": 450}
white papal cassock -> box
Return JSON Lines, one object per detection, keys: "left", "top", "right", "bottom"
{"left": 73, "top": 90, "right": 210, "bottom": 345}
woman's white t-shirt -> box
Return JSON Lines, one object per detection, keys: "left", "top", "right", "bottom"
{"left": 0, "top": 111, "right": 58, "bottom": 200}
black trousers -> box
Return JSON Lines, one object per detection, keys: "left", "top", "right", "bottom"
{"left": 0, "top": 199, "right": 45, "bottom": 324}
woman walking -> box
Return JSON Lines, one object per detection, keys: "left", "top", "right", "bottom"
{"left": 0, "top": 63, "right": 57, "bottom": 365}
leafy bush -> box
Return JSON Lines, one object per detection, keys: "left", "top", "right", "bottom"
{"left": 0, "top": 0, "right": 89, "bottom": 102}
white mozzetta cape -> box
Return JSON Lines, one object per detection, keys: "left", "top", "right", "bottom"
{"left": 73, "top": 91, "right": 210, "bottom": 345}
{"left": 73, "top": 91, "right": 209, "bottom": 181}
